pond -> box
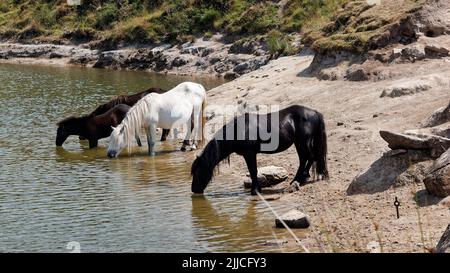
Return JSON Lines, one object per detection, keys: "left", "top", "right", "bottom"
{"left": 0, "top": 63, "right": 304, "bottom": 252}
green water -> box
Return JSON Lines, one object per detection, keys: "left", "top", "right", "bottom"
{"left": 0, "top": 63, "right": 303, "bottom": 252}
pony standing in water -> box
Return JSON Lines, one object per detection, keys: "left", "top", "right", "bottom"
{"left": 81, "top": 87, "right": 171, "bottom": 141}
{"left": 107, "top": 82, "right": 207, "bottom": 158}
{"left": 191, "top": 105, "right": 328, "bottom": 195}
{"left": 56, "top": 104, "right": 142, "bottom": 148}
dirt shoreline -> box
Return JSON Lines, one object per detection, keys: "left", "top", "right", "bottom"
{"left": 204, "top": 52, "right": 450, "bottom": 252}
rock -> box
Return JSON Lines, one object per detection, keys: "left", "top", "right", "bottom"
{"left": 243, "top": 166, "right": 288, "bottom": 188}
{"left": 401, "top": 45, "right": 426, "bottom": 61}
{"left": 233, "top": 62, "right": 249, "bottom": 74}
{"left": 421, "top": 102, "right": 450, "bottom": 128}
{"left": 405, "top": 123, "right": 450, "bottom": 139}
{"left": 345, "top": 65, "right": 369, "bottom": 81}
{"left": 265, "top": 239, "right": 288, "bottom": 246}
{"left": 436, "top": 224, "right": 450, "bottom": 253}
{"left": 171, "top": 56, "right": 189, "bottom": 67}
{"left": 389, "top": 48, "right": 403, "bottom": 61}
{"left": 380, "top": 130, "right": 450, "bottom": 158}
{"left": 380, "top": 81, "right": 431, "bottom": 98}
{"left": 229, "top": 40, "right": 266, "bottom": 55}
{"left": 93, "top": 52, "right": 116, "bottom": 68}
{"left": 424, "top": 148, "right": 450, "bottom": 198}
{"left": 180, "top": 46, "right": 206, "bottom": 56}
{"left": 233, "top": 56, "right": 270, "bottom": 75}
{"left": 337, "top": 122, "right": 344, "bottom": 126}
{"left": 224, "top": 71, "right": 238, "bottom": 80}
{"left": 384, "top": 149, "right": 407, "bottom": 157}
{"left": 49, "top": 52, "right": 63, "bottom": 59}
{"left": 424, "top": 45, "right": 450, "bottom": 57}
{"left": 275, "top": 209, "right": 310, "bottom": 229}
{"left": 348, "top": 150, "right": 433, "bottom": 195}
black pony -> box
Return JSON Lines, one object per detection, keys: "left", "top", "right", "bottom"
{"left": 56, "top": 104, "right": 142, "bottom": 148}
{"left": 191, "top": 105, "right": 328, "bottom": 195}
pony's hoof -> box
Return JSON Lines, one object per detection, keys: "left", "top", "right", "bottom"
{"left": 149, "top": 152, "right": 156, "bottom": 156}
{"left": 191, "top": 144, "right": 197, "bottom": 150}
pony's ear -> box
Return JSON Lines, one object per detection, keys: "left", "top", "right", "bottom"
{"left": 111, "top": 126, "right": 116, "bottom": 131}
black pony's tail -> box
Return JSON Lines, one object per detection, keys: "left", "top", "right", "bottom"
{"left": 313, "top": 112, "right": 328, "bottom": 179}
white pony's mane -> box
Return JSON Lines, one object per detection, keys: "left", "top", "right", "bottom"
{"left": 117, "top": 93, "right": 154, "bottom": 149}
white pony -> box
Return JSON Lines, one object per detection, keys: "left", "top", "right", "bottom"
{"left": 107, "top": 82, "right": 206, "bottom": 158}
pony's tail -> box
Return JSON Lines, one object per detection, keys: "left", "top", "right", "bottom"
{"left": 200, "top": 95, "right": 206, "bottom": 144}
{"left": 313, "top": 112, "right": 328, "bottom": 179}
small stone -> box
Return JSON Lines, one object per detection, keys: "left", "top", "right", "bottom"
{"left": 337, "top": 122, "right": 344, "bottom": 126}
{"left": 265, "top": 239, "right": 288, "bottom": 246}
{"left": 243, "top": 166, "right": 289, "bottom": 188}
{"left": 275, "top": 209, "right": 310, "bottom": 229}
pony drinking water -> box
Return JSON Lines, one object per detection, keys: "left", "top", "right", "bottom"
{"left": 191, "top": 105, "right": 328, "bottom": 195}
{"left": 56, "top": 104, "right": 142, "bottom": 148}
{"left": 107, "top": 82, "right": 207, "bottom": 158}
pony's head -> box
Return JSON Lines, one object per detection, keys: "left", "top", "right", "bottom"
{"left": 56, "top": 116, "right": 80, "bottom": 146}
{"left": 191, "top": 140, "right": 222, "bottom": 194}
{"left": 107, "top": 125, "right": 126, "bottom": 158}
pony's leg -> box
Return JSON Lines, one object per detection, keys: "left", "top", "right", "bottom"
{"left": 146, "top": 124, "right": 157, "bottom": 156}
{"left": 160, "top": 129, "right": 170, "bottom": 141}
{"left": 191, "top": 108, "right": 202, "bottom": 150}
{"left": 135, "top": 130, "right": 142, "bottom": 147}
{"left": 243, "top": 153, "right": 261, "bottom": 195}
{"left": 88, "top": 138, "right": 98, "bottom": 149}
{"left": 293, "top": 143, "right": 308, "bottom": 184}
{"left": 180, "top": 120, "right": 192, "bottom": 151}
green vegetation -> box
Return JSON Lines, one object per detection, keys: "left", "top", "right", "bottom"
{"left": 0, "top": 0, "right": 349, "bottom": 49}
{"left": 301, "top": 0, "right": 425, "bottom": 53}
{"left": 0, "top": 1, "right": 425, "bottom": 54}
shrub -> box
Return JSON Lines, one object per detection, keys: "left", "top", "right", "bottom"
{"left": 94, "top": 3, "right": 119, "bottom": 30}
{"left": 34, "top": 4, "right": 57, "bottom": 28}
{"left": 266, "top": 29, "right": 298, "bottom": 55}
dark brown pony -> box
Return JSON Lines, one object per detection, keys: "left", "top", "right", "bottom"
{"left": 81, "top": 87, "right": 170, "bottom": 141}
{"left": 56, "top": 104, "right": 142, "bottom": 148}
{"left": 191, "top": 105, "right": 328, "bottom": 195}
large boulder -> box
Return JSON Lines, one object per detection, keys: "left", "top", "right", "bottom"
{"left": 379, "top": 81, "right": 431, "bottom": 98}
{"left": 275, "top": 209, "right": 310, "bottom": 229}
{"left": 436, "top": 224, "right": 450, "bottom": 253}
{"left": 348, "top": 149, "right": 433, "bottom": 195}
{"left": 424, "top": 148, "right": 450, "bottom": 198}
{"left": 380, "top": 130, "right": 450, "bottom": 158}
{"left": 243, "top": 166, "right": 288, "bottom": 188}
{"left": 405, "top": 122, "right": 450, "bottom": 139}
{"left": 421, "top": 102, "right": 450, "bottom": 128}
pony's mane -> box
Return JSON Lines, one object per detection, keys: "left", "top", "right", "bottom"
{"left": 56, "top": 114, "right": 90, "bottom": 126}
{"left": 118, "top": 93, "right": 154, "bottom": 148}
{"left": 191, "top": 138, "right": 231, "bottom": 187}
